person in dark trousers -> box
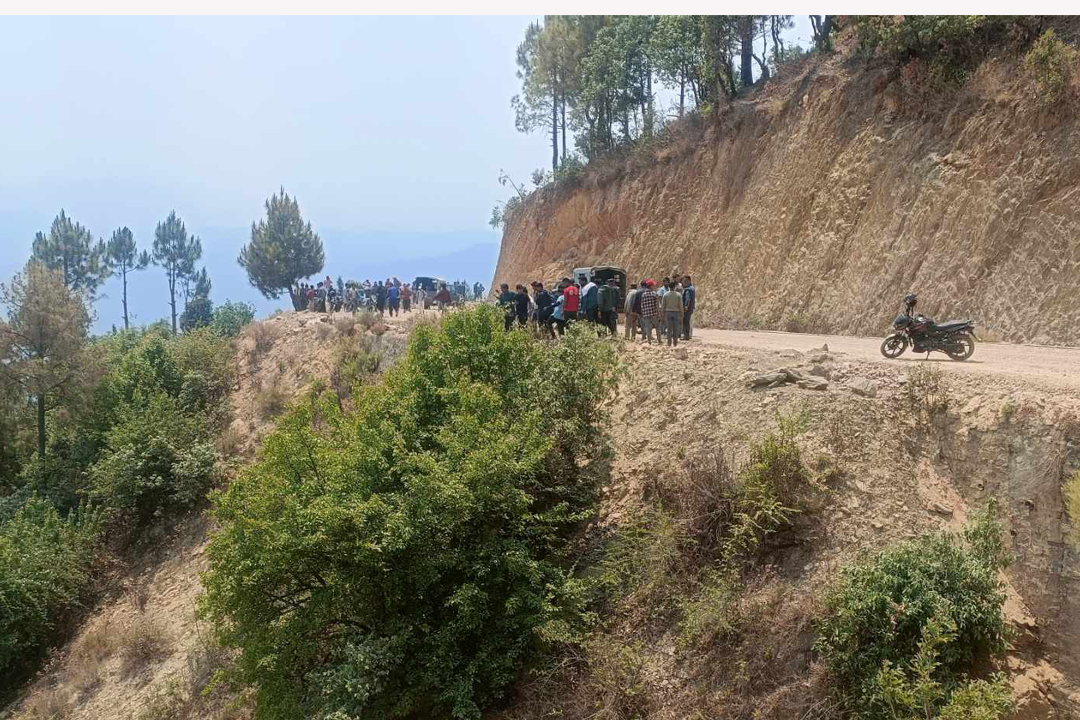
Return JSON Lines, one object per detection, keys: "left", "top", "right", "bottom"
{"left": 598, "top": 278, "right": 618, "bottom": 336}
{"left": 533, "top": 281, "right": 553, "bottom": 328}
{"left": 388, "top": 282, "right": 400, "bottom": 317}
{"left": 514, "top": 284, "right": 530, "bottom": 327}
{"left": 580, "top": 275, "right": 599, "bottom": 325}
{"left": 561, "top": 278, "right": 580, "bottom": 324}
{"left": 375, "top": 281, "right": 387, "bottom": 316}
{"left": 681, "top": 275, "right": 696, "bottom": 340}
{"left": 498, "top": 283, "right": 517, "bottom": 330}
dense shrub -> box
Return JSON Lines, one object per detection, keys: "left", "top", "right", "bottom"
{"left": 180, "top": 296, "right": 214, "bottom": 332}
{"left": 0, "top": 497, "right": 102, "bottom": 686}
{"left": 851, "top": 15, "right": 1021, "bottom": 93}
{"left": 211, "top": 300, "right": 256, "bottom": 337}
{"left": 815, "top": 502, "right": 1011, "bottom": 718}
{"left": 200, "top": 306, "right": 621, "bottom": 720}
{"left": 1023, "top": 29, "right": 1077, "bottom": 108}
{"left": 89, "top": 392, "right": 216, "bottom": 525}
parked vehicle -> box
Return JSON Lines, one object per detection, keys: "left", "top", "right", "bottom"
{"left": 413, "top": 275, "right": 451, "bottom": 309}
{"left": 880, "top": 293, "right": 977, "bottom": 361}
{"left": 571, "top": 265, "right": 627, "bottom": 310}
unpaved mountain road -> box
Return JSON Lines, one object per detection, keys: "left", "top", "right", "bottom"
{"left": 691, "top": 328, "right": 1080, "bottom": 393}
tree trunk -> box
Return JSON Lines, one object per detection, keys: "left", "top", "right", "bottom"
{"left": 740, "top": 17, "right": 754, "bottom": 87}
{"left": 37, "top": 392, "right": 46, "bottom": 459}
{"left": 122, "top": 263, "right": 130, "bottom": 330}
{"left": 169, "top": 269, "right": 177, "bottom": 334}
{"left": 679, "top": 76, "right": 685, "bottom": 116}
{"left": 560, "top": 93, "right": 567, "bottom": 162}
{"left": 551, "top": 84, "right": 559, "bottom": 171}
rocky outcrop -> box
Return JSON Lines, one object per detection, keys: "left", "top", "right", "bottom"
{"left": 493, "top": 52, "right": 1080, "bottom": 345}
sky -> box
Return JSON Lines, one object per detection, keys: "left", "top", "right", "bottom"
{"left": 0, "top": 15, "right": 814, "bottom": 329}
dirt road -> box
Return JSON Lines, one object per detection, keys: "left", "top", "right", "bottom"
{"left": 691, "top": 328, "right": 1080, "bottom": 393}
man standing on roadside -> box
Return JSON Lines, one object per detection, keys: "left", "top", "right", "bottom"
{"left": 562, "top": 277, "right": 580, "bottom": 325}
{"left": 624, "top": 280, "right": 640, "bottom": 341}
{"left": 681, "top": 275, "right": 696, "bottom": 340}
{"left": 661, "top": 279, "right": 684, "bottom": 347}
{"left": 598, "top": 278, "right": 618, "bottom": 336}
{"left": 533, "top": 281, "right": 553, "bottom": 328}
{"left": 639, "top": 280, "right": 661, "bottom": 344}
{"left": 498, "top": 283, "right": 517, "bottom": 330}
{"left": 580, "top": 275, "right": 598, "bottom": 326}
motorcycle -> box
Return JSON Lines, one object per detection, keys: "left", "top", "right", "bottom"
{"left": 880, "top": 293, "right": 977, "bottom": 361}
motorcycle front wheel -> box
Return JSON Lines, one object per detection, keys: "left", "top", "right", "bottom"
{"left": 945, "top": 333, "right": 976, "bottom": 361}
{"left": 880, "top": 334, "right": 908, "bottom": 359}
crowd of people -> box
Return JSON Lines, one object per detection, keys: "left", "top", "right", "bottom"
{"left": 495, "top": 273, "right": 696, "bottom": 347}
{"left": 291, "top": 276, "right": 478, "bottom": 316}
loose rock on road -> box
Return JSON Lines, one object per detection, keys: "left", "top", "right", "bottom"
{"left": 691, "top": 328, "right": 1080, "bottom": 393}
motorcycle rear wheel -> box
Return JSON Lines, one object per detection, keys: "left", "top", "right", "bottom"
{"left": 880, "top": 334, "right": 908, "bottom": 359}
{"left": 945, "top": 333, "right": 976, "bottom": 361}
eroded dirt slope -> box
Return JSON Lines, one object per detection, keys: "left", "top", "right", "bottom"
{"left": 493, "top": 49, "right": 1080, "bottom": 344}
{"left": 505, "top": 339, "right": 1080, "bottom": 719}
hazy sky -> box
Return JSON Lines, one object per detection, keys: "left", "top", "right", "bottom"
{"left": 0, "top": 15, "right": 813, "bottom": 327}
{"left": 0, "top": 16, "right": 538, "bottom": 243}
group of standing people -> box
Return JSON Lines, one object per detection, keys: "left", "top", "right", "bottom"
{"left": 623, "top": 275, "right": 696, "bottom": 346}
{"left": 495, "top": 273, "right": 696, "bottom": 347}
{"left": 291, "top": 277, "right": 460, "bottom": 317}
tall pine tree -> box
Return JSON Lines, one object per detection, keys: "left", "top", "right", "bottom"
{"left": 151, "top": 211, "right": 202, "bottom": 334}
{"left": 237, "top": 188, "right": 324, "bottom": 307}
{"left": 0, "top": 263, "right": 91, "bottom": 458}
{"left": 30, "top": 210, "right": 108, "bottom": 299}
{"left": 105, "top": 226, "right": 150, "bottom": 330}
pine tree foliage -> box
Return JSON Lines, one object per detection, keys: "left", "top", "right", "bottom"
{"left": 151, "top": 211, "right": 202, "bottom": 334}
{"left": 30, "top": 210, "right": 108, "bottom": 299}
{"left": 237, "top": 187, "right": 325, "bottom": 304}
{"left": 105, "top": 226, "right": 151, "bottom": 330}
{"left": 0, "top": 263, "right": 91, "bottom": 458}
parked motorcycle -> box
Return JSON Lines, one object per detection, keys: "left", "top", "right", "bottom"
{"left": 880, "top": 293, "right": 977, "bottom": 361}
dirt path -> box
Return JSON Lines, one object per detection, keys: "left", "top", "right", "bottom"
{"left": 691, "top": 328, "right": 1080, "bottom": 393}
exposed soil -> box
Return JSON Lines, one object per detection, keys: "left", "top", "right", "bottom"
{"left": 493, "top": 45, "right": 1080, "bottom": 345}
{"left": 10, "top": 310, "right": 1079, "bottom": 719}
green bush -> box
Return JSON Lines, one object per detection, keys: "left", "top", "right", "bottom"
{"left": 180, "top": 296, "right": 214, "bottom": 332}
{"left": 815, "top": 502, "right": 1011, "bottom": 718}
{"left": 1024, "top": 29, "right": 1077, "bottom": 108}
{"left": 211, "top": 300, "right": 256, "bottom": 337}
{"left": 89, "top": 392, "right": 216, "bottom": 524}
{"left": 0, "top": 496, "right": 102, "bottom": 686}
{"left": 200, "top": 306, "right": 621, "bottom": 720}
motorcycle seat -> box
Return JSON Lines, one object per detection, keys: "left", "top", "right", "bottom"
{"left": 932, "top": 320, "right": 971, "bottom": 332}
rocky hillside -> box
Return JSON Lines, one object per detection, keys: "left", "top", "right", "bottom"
{"left": 493, "top": 42, "right": 1080, "bottom": 345}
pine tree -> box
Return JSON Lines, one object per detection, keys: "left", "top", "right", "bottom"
{"left": 0, "top": 263, "right": 91, "bottom": 458}
{"left": 151, "top": 211, "right": 202, "bottom": 334}
{"left": 237, "top": 188, "right": 324, "bottom": 307}
{"left": 105, "top": 226, "right": 150, "bottom": 330}
{"left": 30, "top": 210, "right": 108, "bottom": 299}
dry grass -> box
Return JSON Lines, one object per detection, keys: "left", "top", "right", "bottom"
{"left": 215, "top": 424, "right": 244, "bottom": 458}
{"left": 62, "top": 618, "right": 119, "bottom": 698}
{"left": 355, "top": 309, "right": 379, "bottom": 332}
{"left": 130, "top": 634, "right": 238, "bottom": 720}
{"left": 20, "top": 683, "right": 72, "bottom": 720}
{"left": 334, "top": 315, "right": 361, "bottom": 337}
{"left": 1066, "top": 469, "right": 1080, "bottom": 550}
{"left": 117, "top": 616, "right": 173, "bottom": 678}
{"left": 253, "top": 375, "right": 288, "bottom": 421}
{"left": 315, "top": 321, "right": 334, "bottom": 341}
{"left": 248, "top": 320, "right": 280, "bottom": 353}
